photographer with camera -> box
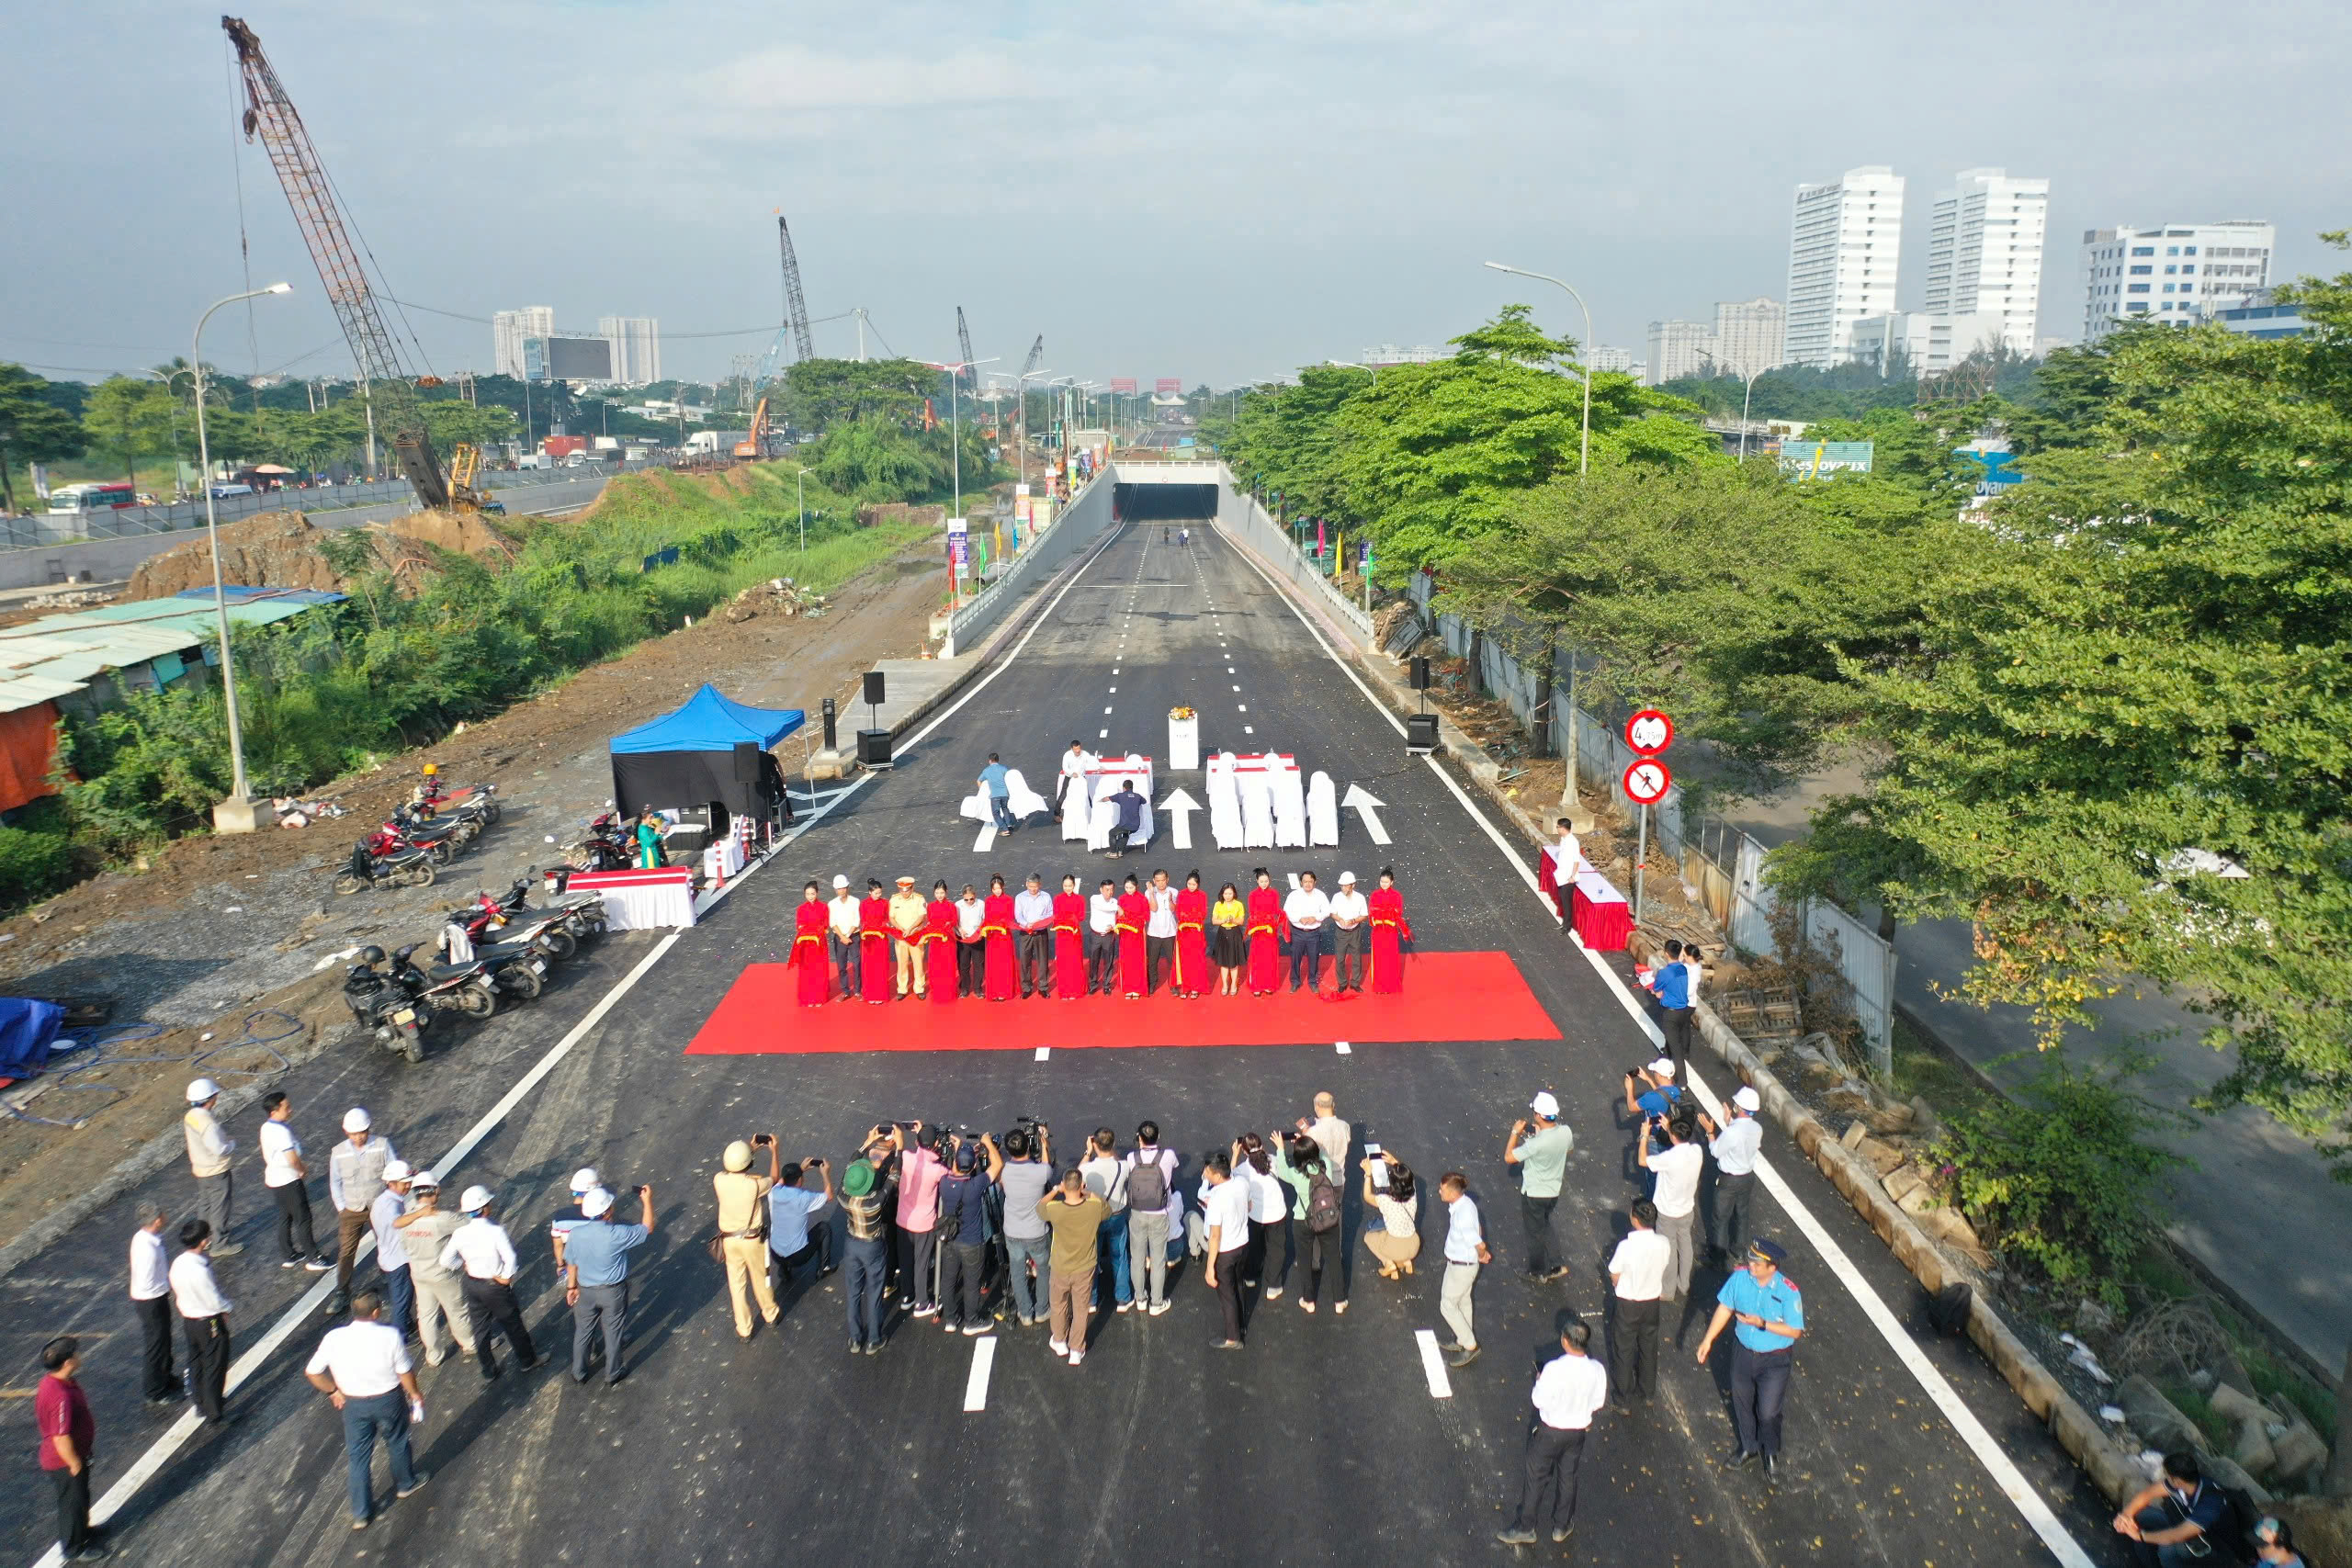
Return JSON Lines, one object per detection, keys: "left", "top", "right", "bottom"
{"left": 883, "top": 1123, "right": 949, "bottom": 1320}
{"left": 935, "top": 1132, "right": 1003, "bottom": 1334}
{"left": 1039, "top": 1169, "right": 1109, "bottom": 1365}
{"left": 997, "top": 1122, "right": 1055, "bottom": 1326}
{"left": 1635, "top": 1114, "right": 1703, "bottom": 1302}
{"left": 1122, "top": 1122, "right": 1179, "bottom": 1314}
{"left": 1503, "top": 1092, "right": 1573, "bottom": 1284}
{"left": 562, "top": 1181, "right": 654, "bottom": 1386}
{"left": 1080, "top": 1129, "right": 1134, "bottom": 1313}
{"left": 767, "top": 1155, "right": 834, "bottom": 1298}
{"left": 713, "top": 1137, "right": 781, "bottom": 1340}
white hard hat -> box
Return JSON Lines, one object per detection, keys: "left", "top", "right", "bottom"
{"left": 1529, "top": 1090, "right": 1562, "bottom": 1119}
{"left": 459, "top": 1185, "right": 493, "bottom": 1213}
{"left": 581, "top": 1188, "right": 615, "bottom": 1219}
{"left": 1337, "top": 870, "right": 1356, "bottom": 884}
{"left": 342, "top": 1107, "right": 372, "bottom": 1133}
{"left": 831, "top": 874, "right": 850, "bottom": 889}
{"left": 410, "top": 1171, "right": 441, "bottom": 1190}
{"left": 186, "top": 1077, "right": 221, "bottom": 1103}
{"left": 381, "top": 1159, "right": 413, "bottom": 1181}
{"left": 571, "top": 1167, "right": 601, "bottom": 1194}
{"left": 1734, "top": 1086, "right": 1762, "bottom": 1113}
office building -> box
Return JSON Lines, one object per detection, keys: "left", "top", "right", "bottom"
{"left": 1782, "top": 165, "right": 1905, "bottom": 368}
{"left": 1849, "top": 311, "right": 2007, "bottom": 376}
{"left": 1589, "top": 345, "right": 1634, "bottom": 374}
{"left": 1360, "top": 344, "right": 1450, "bottom": 366}
{"left": 1645, "top": 320, "right": 1716, "bottom": 384}
{"left": 2079, "top": 221, "right": 2275, "bottom": 341}
{"left": 1712, "top": 298, "right": 1785, "bottom": 380}
{"left": 2211, "top": 288, "right": 2310, "bottom": 341}
{"left": 599, "top": 316, "right": 662, "bottom": 386}
{"left": 492, "top": 307, "right": 554, "bottom": 379}
{"left": 1923, "top": 169, "right": 2049, "bottom": 356}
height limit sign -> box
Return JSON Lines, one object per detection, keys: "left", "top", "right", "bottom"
{"left": 1622, "top": 707, "right": 1673, "bottom": 804}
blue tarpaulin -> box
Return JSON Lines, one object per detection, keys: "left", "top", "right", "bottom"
{"left": 0, "top": 998, "right": 66, "bottom": 1078}
{"left": 609, "top": 683, "right": 804, "bottom": 754}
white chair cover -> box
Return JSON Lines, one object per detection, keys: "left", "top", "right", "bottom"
{"left": 1238, "top": 768, "right": 1275, "bottom": 849}
{"left": 1001, "top": 768, "right": 1053, "bottom": 821}
{"left": 1306, "top": 771, "right": 1340, "bottom": 847}
{"left": 1272, "top": 759, "right": 1307, "bottom": 849}
{"left": 1086, "top": 778, "right": 1157, "bottom": 851}
{"left": 1206, "top": 752, "right": 1245, "bottom": 849}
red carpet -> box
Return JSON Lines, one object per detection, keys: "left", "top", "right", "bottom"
{"left": 684, "top": 951, "right": 1561, "bottom": 1055}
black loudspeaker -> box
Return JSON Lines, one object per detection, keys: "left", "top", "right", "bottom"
{"left": 857, "top": 729, "right": 894, "bottom": 769}
{"left": 820, "top": 696, "right": 838, "bottom": 750}
{"left": 1409, "top": 656, "right": 1431, "bottom": 691}
{"left": 732, "top": 741, "right": 762, "bottom": 783}
{"left": 863, "top": 671, "right": 888, "bottom": 706}
{"left": 1406, "top": 713, "right": 1440, "bottom": 753}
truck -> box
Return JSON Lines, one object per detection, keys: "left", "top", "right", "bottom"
{"left": 684, "top": 430, "right": 749, "bottom": 457}
{"left": 542, "top": 435, "right": 589, "bottom": 460}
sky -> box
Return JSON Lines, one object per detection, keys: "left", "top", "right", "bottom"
{"left": 9, "top": 0, "right": 2346, "bottom": 390}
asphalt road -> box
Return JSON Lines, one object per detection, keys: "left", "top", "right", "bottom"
{"left": 0, "top": 518, "right": 2132, "bottom": 1566}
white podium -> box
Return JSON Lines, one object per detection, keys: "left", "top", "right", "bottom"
{"left": 1168, "top": 713, "right": 1200, "bottom": 772}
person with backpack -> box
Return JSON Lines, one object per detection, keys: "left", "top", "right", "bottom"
{"left": 934, "top": 1134, "right": 1002, "bottom": 1335}
{"left": 1272, "top": 1134, "right": 1346, "bottom": 1314}
{"left": 1122, "top": 1123, "right": 1179, "bottom": 1314}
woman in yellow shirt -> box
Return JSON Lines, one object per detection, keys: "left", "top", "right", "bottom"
{"left": 1210, "top": 883, "right": 1246, "bottom": 997}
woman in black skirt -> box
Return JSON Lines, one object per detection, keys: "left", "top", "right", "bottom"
{"left": 1211, "top": 881, "right": 1247, "bottom": 997}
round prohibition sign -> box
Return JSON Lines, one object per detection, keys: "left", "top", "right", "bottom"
{"left": 1622, "top": 758, "right": 1672, "bottom": 806}
{"left": 1624, "top": 707, "right": 1674, "bottom": 755}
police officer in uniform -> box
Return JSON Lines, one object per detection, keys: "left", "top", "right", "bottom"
{"left": 1693, "top": 1237, "right": 1804, "bottom": 1476}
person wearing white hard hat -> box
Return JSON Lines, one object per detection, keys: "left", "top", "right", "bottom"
{"left": 563, "top": 1180, "right": 655, "bottom": 1384}
{"left": 549, "top": 1168, "right": 605, "bottom": 1280}
{"left": 1696, "top": 1087, "right": 1765, "bottom": 1264}
{"left": 1326, "top": 871, "right": 1369, "bottom": 994}
{"left": 438, "top": 1188, "right": 538, "bottom": 1380}
{"left": 1503, "top": 1091, "right": 1574, "bottom": 1284}
{"left": 391, "top": 1174, "right": 476, "bottom": 1366}
{"left": 328, "top": 1109, "right": 398, "bottom": 1313}
{"left": 182, "top": 1078, "right": 243, "bottom": 1258}
{"left": 825, "top": 874, "right": 861, "bottom": 998}
{"left": 369, "top": 1161, "right": 419, "bottom": 1340}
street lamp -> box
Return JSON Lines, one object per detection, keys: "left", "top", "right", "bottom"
{"left": 1325, "top": 357, "right": 1380, "bottom": 383}
{"left": 932, "top": 355, "right": 1000, "bottom": 522}
{"left": 1738, "top": 367, "right": 1769, "bottom": 460}
{"left": 194, "top": 281, "right": 292, "bottom": 831}
{"left": 791, "top": 464, "right": 812, "bottom": 551}
{"left": 1484, "top": 261, "right": 1591, "bottom": 477}
{"left": 1004, "top": 366, "right": 1057, "bottom": 494}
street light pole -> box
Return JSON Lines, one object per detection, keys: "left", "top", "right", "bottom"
{"left": 1739, "top": 367, "right": 1767, "bottom": 460}
{"left": 792, "top": 465, "right": 811, "bottom": 551}
{"left": 1484, "top": 262, "right": 1592, "bottom": 477}
{"left": 194, "top": 281, "right": 292, "bottom": 831}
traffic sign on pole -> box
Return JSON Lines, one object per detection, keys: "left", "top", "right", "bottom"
{"left": 1625, "top": 707, "right": 1674, "bottom": 755}
{"left": 1622, "top": 758, "right": 1671, "bottom": 806}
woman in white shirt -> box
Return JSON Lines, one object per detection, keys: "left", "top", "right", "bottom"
{"left": 1361, "top": 1153, "right": 1421, "bottom": 1279}
{"left": 1236, "top": 1134, "right": 1292, "bottom": 1298}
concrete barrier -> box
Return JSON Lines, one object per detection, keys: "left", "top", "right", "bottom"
{"left": 944, "top": 473, "right": 1118, "bottom": 654}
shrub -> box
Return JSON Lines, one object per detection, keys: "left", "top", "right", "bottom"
{"left": 0, "top": 812, "right": 75, "bottom": 910}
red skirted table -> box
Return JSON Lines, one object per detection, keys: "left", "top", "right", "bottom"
{"left": 565, "top": 865, "right": 697, "bottom": 930}
{"left": 1568, "top": 871, "right": 1632, "bottom": 952}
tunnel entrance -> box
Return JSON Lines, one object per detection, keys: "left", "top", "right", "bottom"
{"left": 1114, "top": 482, "right": 1219, "bottom": 522}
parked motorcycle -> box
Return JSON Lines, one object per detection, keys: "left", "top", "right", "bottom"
{"left": 390, "top": 802, "right": 478, "bottom": 861}
{"left": 389, "top": 942, "right": 500, "bottom": 1020}
{"left": 335, "top": 840, "right": 437, "bottom": 894}
{"left": 414, "top": 778, "right": 502, "bottom": 830}
{"left": 476, "top": 939, "right": 552, "bottom": 1000}
{"left": 342, "top": 945, "right": 429, "bottom": 1063}
{"left": 452, "top": 874, "right": 605, "bottom": 960}
{"left": 554, "top": 807, "right": 632, "bottom": 873}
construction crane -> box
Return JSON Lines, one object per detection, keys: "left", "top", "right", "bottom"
{"left": 751, "top": 211, "right": 817, "bottom": 391}
{"left": 956, "top": 307, "right": 977, "bottom": 390}
{"left": 222, "top": 17, "right": 488, "bottom": 515}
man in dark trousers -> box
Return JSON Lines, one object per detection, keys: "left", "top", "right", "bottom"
{"left": 37, "top": 1337, "right": 106, "bottom": 1561}
{"left": 167, "top": 1220, "right": 234, "bottom": 1426}
{"left": 1104, "top": 782, "right": 1146, "bottom": 857}
{"left": 128, "top": 1210, "right": 176, "bottom": 1407}
{"left": 441, "top": 1187, "right": 540, "bottom": 1381}
{"left": 1497, "top": 1312, "right": 1609, "bottom": 1546}
{"left": 1695, "top": 1238, "right": 1806, "bottom": 1475}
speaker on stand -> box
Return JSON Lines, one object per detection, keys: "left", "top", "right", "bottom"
{"left": 857, "top": 670, "right": 893, "bottom": 769}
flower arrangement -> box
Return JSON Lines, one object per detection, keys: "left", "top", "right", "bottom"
{"left": 1170, "top": 705, "right": 1196, "bottom": 720}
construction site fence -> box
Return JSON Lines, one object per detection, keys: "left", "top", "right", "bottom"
{"left": 1404, "top": 571, "right": 1894, "bottom": 1074}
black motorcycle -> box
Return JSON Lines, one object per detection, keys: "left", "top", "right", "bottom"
{"left": 390, "top": 802, "right": 475, "bottom": 863}
{"left": 342, "top": 947, "right": 430, "bottom": 1063}
{"left": 335, "top": 840, "right": 436, "bottom": 894}
{"left": 389, "top": 942, "right": 499, "bottom": 1020}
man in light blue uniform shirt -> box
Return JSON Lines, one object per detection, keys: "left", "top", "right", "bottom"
{"left": 562, "top": 1185, "right": 654, "bottom": 1386}
{"left": 1693, "top": 1238, "right": 1804, "bottom": 1476}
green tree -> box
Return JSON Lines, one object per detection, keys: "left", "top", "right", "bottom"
{"left": 778, "top": 358, "right": 932, "bottom": 432}
{"left": 0, "top": 364, "right": 88, "bottom": 514}
{"left": 81, "top": 376, "right": 177, "bottom": 492}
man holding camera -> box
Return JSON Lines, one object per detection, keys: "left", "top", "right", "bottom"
{"left": 840, "top": 1150, "right": 898, "bottom": 1355}
{"left": 714, "top": 1137, "right": 781, "bottom": 1339}
{"left": 1696, "top": 1087, "right": 1764, "bottom": 1264}
{"left": 1503, "top": 1092, "right": 1573, "bottom": 1283}
{"left": 935, "top": 1133, "right": 1003, "bottom": 1334}
{"left": 997, "top": 1123, "right": 1055, "bottom": 1326}
{"left": 767, "top": 1155, "right": 834, "bottom": 1296}
{"left": 1637, "top": 1115, "right": 1703, "bottom": 1303}
{"left": 1038, "top": 1169, "right": 1109, "bottom": 1364}
{"left": 563, "top": 1181, "right": 654, "bottom": 1386}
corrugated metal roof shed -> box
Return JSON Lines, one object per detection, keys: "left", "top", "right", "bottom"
{"left": 0, "top": 589, "right": 345, "bottom": 716}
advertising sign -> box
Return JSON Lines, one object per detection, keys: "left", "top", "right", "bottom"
{"left": 1155, "top": 378, "right": 1182, "bottom": 394}
{"left": 1777, "top": 440, "right": 1874, "bottom": 479}
{"left": 1110, "top": 378, "right": 1136, "bottom": 394}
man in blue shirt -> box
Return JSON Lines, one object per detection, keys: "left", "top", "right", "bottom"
{"left": 562, "top": 1184, "right": 655, "bottom": 1386}
{"left": 977, "top": 754, "right": 1015, "bottom": 832}
{"left": 2113, "top": 1451, "right": 2232, "bottom": 1566}
{"left": 1645, "top": 940, "right": 1697, "bottom": 1074}
{"left": 1693, "top": 1238, "right": 1804, "bottom": 1475}
{"left": 766, "top": 1159, "right": 834, "bottom": 1294}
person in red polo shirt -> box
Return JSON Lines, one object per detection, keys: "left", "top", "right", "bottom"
{"left": 37, "top": 1336, "right": 104, "bottom": 1561}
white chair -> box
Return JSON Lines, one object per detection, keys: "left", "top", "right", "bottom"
{"left": 1306, "top": 771, "right": 1340, "bottom": 847}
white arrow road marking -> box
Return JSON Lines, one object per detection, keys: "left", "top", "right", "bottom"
{"left": 974, "top": 824, "right": 998, "bottom": 853}
{"left": 1160, "top": 788, "right": 1202, "bottom": 851}
{"left": 1342, "top": 783, "right": 1392, "bottom": 845}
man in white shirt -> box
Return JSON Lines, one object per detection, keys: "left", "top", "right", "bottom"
{"left": 1548, "top": 817, "right": 1586, "bottom": 931}
{"left": 182, "top": 1077, "right": 243, "bottom": 1258}
{"left": 1498, "top": 1314, "right": 1610, "bottom": 1546}
{"left": 1295, "top": 1092, "right": 1350, "bottom": 1177}
{"left": 1697, "top": 1087, "right": 1765, "bottom": 1263}
{"left": 1637, "top": 1116, "right": 1705, "bottom": 1301}
{"left": 1283, "top": 872, "right": 1331, "bottom": 993}
{"left": 1085, "top": 877, "right": 1121, "bottom": 996}
{"left": 1327, "top": 871, "right": 1370, "bottom": 993}
{"left": 258, "top": 1091, "right": 331, "bottom": 1271}
{"left": 1143, "top": 870, "right": 1179, "bottom": 995}
{"left": 825, "top": 874, "right": 861, "bottom": 997}
{"left": 327, "top": 1109, "right": 397, "bottom": 1311}
{"left": 1053, "top": 739, "right": 1091, "bottom": 821}
{"left": 1013, "top": 874, "right": 1055, "bottom": 998}
{"left": 439, "top": 1188, "right": 539, "bottom": 1381}
{"left": 303, "top": 1293, "right": 424, "bottom": 1529}
{"left": 1201, "top": 1155, "right": 1253, "bottom": 1348}
{"left": 168, "top": 1220, "right": 234, "bottom": 1423}
{"left": 1606, "top": 1199, "right": 1671, "bottom": 1407}
{"left": 955, "top": 884, "right": 988, "bottom": 997}
{"left": 1437, "top": 1173, "right": 1491, "bottom": 1368}
{"left": 369, "top": 1161, "right": 418, "bottom": 1342}
{"left": 130, "top": 1210, "right": 177, "bottom": 1404}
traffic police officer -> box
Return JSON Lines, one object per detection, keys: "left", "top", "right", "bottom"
{"left": 1693, "top": 1237, "right": 1804, "bottom": 1475}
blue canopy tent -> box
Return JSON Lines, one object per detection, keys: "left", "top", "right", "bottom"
{"left": 609, "top": 684, "right": 805, "bottom": 839}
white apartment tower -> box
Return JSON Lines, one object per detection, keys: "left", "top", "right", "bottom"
{"left": 1923, "top": 169, "right": 2048, "bottom": 356}
{"left": 492, "top": 307, "right": 554, "bottom": 380}
{"left": 1713, "top": 298, "right": 1785, "bottom": 379}
{"left": 2079, "top": 221, "right": 2276, "bottom": 342}
{"left": 599, "top": 317, "right": 662, "bottom": 386}
{"left": 1782, "top": 166, "right": 1904, "bottom": 369}
{"left": 1645, "top": 320, "right": 1716, "bottom": 385}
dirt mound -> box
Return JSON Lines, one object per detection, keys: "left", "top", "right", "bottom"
{"left": 125, "top": 508, "right": 515, "bottom": 600}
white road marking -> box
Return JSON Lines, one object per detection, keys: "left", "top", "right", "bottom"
{"left": 1108, "top": 686, "right": 1116, "bottom": 693}
{"left": 1231, "top": 684, "right": 1240, "bottom": 692}
{"left": 1103, "top": 706, "right": 1114, "bottom": 714}
{"left": 1160, "top": 788, "right": 1201, "bottom": 850}
{"left": 1100, "top": 728, "right": 1109, "bottom": 739}
{"left": 1334, "top": 1040, "right": 1351, "bottom": 1055}
{"left": 964, "top": 1336, "right": 997, "bottom": 1410}
{"left": 1243, "top": 726, "right": 1254, "bottom": 735}
{"left": 1035, "top": 1045, "right": 1051, "bottom": 1061}
{"left": 1414, "top": 1328, "right": 1453, "bottom": 1399}
{"left": 1341, "top": 784, "right": 1392, "bottom": 845}
{"left": 974, "top": 824, "right": 998, "bottom": 853}
{"left": 1222, "top": 524, "right": 2097, "bottom": 1568}
{"left": 1237, "top": 704, "right": 1247, "bottom": 712}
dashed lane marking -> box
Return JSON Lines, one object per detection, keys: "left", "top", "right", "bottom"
{"left": 1415, "top": 1328, "right": 1453, "bottom": 1399}
{"left": 964, "top": 1336, "right": 998, "bottom": 1412}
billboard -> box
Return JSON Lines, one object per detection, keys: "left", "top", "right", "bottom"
{"left": 1777, "top": 440, "right": 1873, "bottom": 479}
{"left": 1155, "top": 378, "right": 1182, "bottom": 394}
{"left": 529, "top": 334, "right": 613, "bottom": 382}
{"left": 1110, "top": 378, "right": 1136, "bottom": 394}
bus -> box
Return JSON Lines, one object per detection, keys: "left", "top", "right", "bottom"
{"left": 47, "top": 482, "right": 137, "bottom": 514}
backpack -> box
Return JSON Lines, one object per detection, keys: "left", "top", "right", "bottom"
{"left": 935, "top": 1175, "right": 967, "bottom": 1244}
{"left": 1125, "top": 1152, "right": 1169, "bottom": 1213}
{"left": 1306, "top": 1173, "right": 1341, "bottom": 1234}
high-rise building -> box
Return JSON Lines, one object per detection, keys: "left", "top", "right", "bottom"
{"left": 599, "top": 317, "right": 662, "bottom": 386}
{"left": 1589, "top": 345, "right": 1634, "bottom": 374}
{"left": 1645, "top": 320, "right": 1716, "bottom": 384}
{"left": 2079, "top": 221, "right": 2275, "bottom": 342}
{"left": 1849, "top": 311, "right": 2007, "bottom": 376}
{"left": 1782, "top": 165, "right": 1905, "bottom": 369}
{"left": 1923, "top": 170, "right": 2049, "bottom": 357}
{"left": 1712, "top": 298, "right": 1785, "bottom": 379}
{"left": 492, "top": 307, "right": 554, "bottom": 379}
